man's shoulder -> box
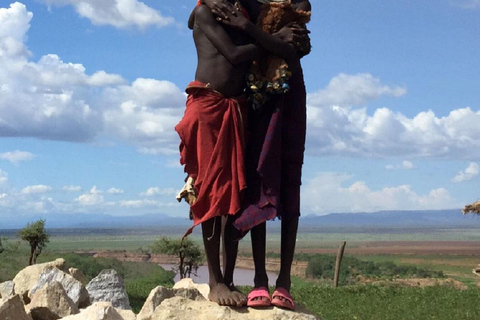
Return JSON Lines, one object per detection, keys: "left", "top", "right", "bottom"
{"left": 194, "top": 5, "right": 215, "bottom": 24}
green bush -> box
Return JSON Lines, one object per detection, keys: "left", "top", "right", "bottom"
{"left": 305, "top": 254, "right": 444, "bottom": 284}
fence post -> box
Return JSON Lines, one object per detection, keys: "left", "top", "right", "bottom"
{"left": 334, "top": 241, "right": 347, "bottom": 287}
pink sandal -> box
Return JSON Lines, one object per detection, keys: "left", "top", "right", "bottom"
{"left": 247, "top": 287, "right": 271, "bottom": 307}
{"left": 271, "top": 287, "right": 295, "bottom": 310}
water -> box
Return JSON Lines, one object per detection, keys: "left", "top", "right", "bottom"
{"left": 160, "top": 264, "right": 278, "bottom": 286}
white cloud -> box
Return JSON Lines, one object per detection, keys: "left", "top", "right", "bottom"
{"left": 307, "top": 74, "right": 480, "bottom": 159}
{"left": 63, "top": 185, "right": 82, "bottom": 192}
{"left": 308, "top": 73, "right": 406, "bottom": 108}
{"left": 107, "top": 187, "right": 124, "bottom": 194}
{"left": 143, "top": 187, "right": 177, "bottom": 197}
{"left": 0, "top": 170, "right": 8, "bottom": 184}
{"left": 76, "top": 193, "right": 104, "bottom": 206}
{"left": 385, "top": 160, "right": 416, "bottom": 170}
{"left": 452, "top": 162, "right": 479, "bottom": 183}
{"left": 120, "top": 199, "right": 161, "bottom": 208}
{"left": 39, "top": 0, "right": 174, "bottom": 29}
{"left": 302, "top": 172, "right": 459, "bottom": 214}
{"left": 0, "top": 3, "right": 185, "bottom": 153}
{"left": 0, "top": 150, "right": 34, "bottom": 164}
{"left": 21, "top": 185, "right": 52, "bottom": 194}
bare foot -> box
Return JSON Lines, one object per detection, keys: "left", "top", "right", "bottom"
{"left": 209, "top": 283, "right": 238, "bottom": 306}
{"left": 229, "top": 284, "right": 247, "bottom": 307}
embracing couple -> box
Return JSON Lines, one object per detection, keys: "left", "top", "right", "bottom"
{"left": 175, "top": 0, "right": 311, "bottom": 311}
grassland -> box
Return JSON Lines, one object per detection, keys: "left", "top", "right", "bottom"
{"left": 1, "top": 226, "right": 479, "bottom": 319}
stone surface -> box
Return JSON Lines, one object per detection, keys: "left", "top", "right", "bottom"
{"left": 136, "top": 286, "right": 174, "bottom": 320}
{"left": 61, "top": 302, "right": 132, "bottom": 320}
{"left": 0, "top": 281, "right": 15, "bottom": 301}
{"left": 86, "top": 269, "right": 131, "bottom": 310}
{"left": 69, "top": 268, "right": 87, "bottom": 285}
{"left": 27, "top": 281, "right": 79, "bottom": 320}
{"left": 13, "top": 258, "right": 66, "bottom": 302}
{"left": 150, "top": 296, "right": 320, "bottom": 320}
{"left": 137, "top": 285, "right": 206, "bottom": 320}
{"left": 29, "top": 266, "right": 89, "bottom": 308}
{"left": 0, "top": 294, "right": 33, "bottom": 320}
{"left": 173, "top": 277, "right": 209, "bottom": 300}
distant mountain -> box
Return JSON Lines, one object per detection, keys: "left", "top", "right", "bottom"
{"left": 300, "top": 209, "right": 479, "bottom": 229}
{"left": 1, "top": 209, "right": 478, "bottom": 230}
{"left": 0, "top": 212, "right": 192, "bottom": 230}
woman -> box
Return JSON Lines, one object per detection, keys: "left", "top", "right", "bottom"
{"left": 204, "top": 0, "right": 311, "bottom": 310}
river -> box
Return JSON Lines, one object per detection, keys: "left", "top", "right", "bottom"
{"left": 160, "top": 264, "right": 278, "bottom": 286}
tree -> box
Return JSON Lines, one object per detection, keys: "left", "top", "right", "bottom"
{"left": 19, "top": 219, "right": 50, "bottom": 265}
{"left": 0, "top": 238, "right": 4, "bottom": 254}
{"left": 150, "top": 237, "right": 204, "bottom": 279}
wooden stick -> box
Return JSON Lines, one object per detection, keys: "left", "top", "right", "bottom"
{"left": 334, "top": 241, "right": 347, "bottom": 287}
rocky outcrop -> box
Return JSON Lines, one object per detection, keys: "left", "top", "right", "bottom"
{"left": 0, "top": 294, "right": 33, "bottom": 320}
{"left": 61, "top": 302, "right": 136, "bottom": 320}
{"left": 173, "top": 277, "right": 209, "bottom": 300}
{"left": 30, "top": 266, "right": 89, "bottom": 308}
{"left": 0, "top": 281, "right": 15, "bottom": 301}
{"left": 137, "top": 285, "right": 206, "bottom": 320}
{"left": 86, "top": 269, "right": 131, "bottom": 310}
{"left": 26, "top": 281, "right": 79, "bottom": 320}
{"left": 4, "top": 259, "right": 320, "bottom": 320}
{"left": 68, "top": 268, "right": 87, "bottom": 285}
{"left": 13, "top": 258, "right": 66, "bottom": 302}
{"left": 147, "top": 295, "right": 319, "bottom": 320}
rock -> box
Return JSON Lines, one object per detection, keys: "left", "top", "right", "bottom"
{"left": 0, "top": 294, "right": 33, "bottom": 320}
{"left": 173, "top": 278, "right": 210, "bottom": 300}
{"left": 137, "top": 286, "right": 175, "bottom": 320}
{"left": 61, "top": 302, "right": 133, "bottom": 320}
{"left": 69, "top": 268, "right": 87, "bottom": 285}
{"left": 150, "top": 296, "right": 320, "bottom": 320}
{"left": 29, "top": 266, "right": 89, "bottom": 308}
{"left": 13, "top": 258, "right": 66, "bottom": 302}
{"left": 86, "top": 269, "right": 131, "bottom": 310}
{"left": 26, "top": 281, "right": 79, "bottom": 320}
{"left": 137, "top": 284, "right": 206, "bottom": 320}
{"left": 0, "top": 281, "right": 15, "bottom": 301}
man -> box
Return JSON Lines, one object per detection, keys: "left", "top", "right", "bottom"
{"left": 175, "top": 0, "right": 261, "bottom": 307}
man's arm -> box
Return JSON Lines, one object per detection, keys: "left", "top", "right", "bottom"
{"left": 204, "top": 0, "right": 298, "bottom": 60}
{"left": 195, "top": 5, "right": 262, "bottom": 65}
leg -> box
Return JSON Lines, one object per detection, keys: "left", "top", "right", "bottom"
{"left": 202, "top": 217, "right": 237, "bottom": 306}
{"left": 276, "top": 215, "right": 299, "bottom": 291}
{"left": 247, "top": 222, "right": 271, "bottom": 306}
{"left": 222, "top": 216, "right": 247, "bottom": 306}
{"left": 272, "top": 215, "right": 299, "bottom": 309}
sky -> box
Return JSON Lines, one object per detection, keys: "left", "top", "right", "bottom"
{"left": 0, "top": 0, "right": 479, "bottom": 223}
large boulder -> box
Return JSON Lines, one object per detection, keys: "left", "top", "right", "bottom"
{"left": 0, "top": 294, "right": 33, "bottom": 320}
{"left": 150, "top": 296, "right": 320, "bottom": 320}
{"left": 86, "top": 269, "right": 131, "bottom": 310}
{"left": 173, "top": 278, "right": 209, "bottom": 300}
{"left": 12, "top": 258, "right": 65, "bottom": 302}
{"left": 26, "top": 281, "right": 79, "bottom": 320}
{"left": 69, "top": 267, "right": 87, "bottom": 285}
{"left": 61, "top": 302, "right": 135, "bottom": 320}
{"left": 137, "top": 286, "right": 175, "bottom": 320}
{"left": 29, "top": 266, "right": 89, "bottom": 308}
{"left": 0, "top": 281, "right": 15, "bottom": 301}
{"left": 137, "top": 285, "right": 206, "bottom": 320}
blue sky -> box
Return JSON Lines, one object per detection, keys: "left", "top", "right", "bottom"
{"left": 0, "top": 0, "right": 479, "bottom": 222}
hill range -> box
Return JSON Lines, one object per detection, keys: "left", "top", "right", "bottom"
{"left": 1, "top": 209, "right": 479, "bottom": 230}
